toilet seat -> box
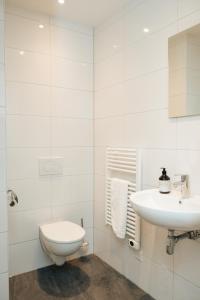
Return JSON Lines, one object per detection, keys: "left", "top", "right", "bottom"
{"left": 40, "top": 221, "right": 85, "bottom": 244}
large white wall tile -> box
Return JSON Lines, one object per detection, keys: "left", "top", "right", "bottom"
{"left": 174, "top": 239, "right": 200, "bottom": 287}
{"left": 124, "top": 24, "right": 177, "bottom": 81}
{"left": 123, "top": 110, "right": 177, "bottom": 149}
{"left": 94, "top": 147, "right": 105, "bottom": 175}
{"left": 0, "top": 273, "right": 9, "bottom": 300}
{"left": 6, "top": 48, "right": 50, "bottom": 85}
{"left": 7, "top": 82, "right": 51, "bottom": 116}
{"left": 123, "top": 69, "right": 168, "bottom": 114}
{"left": 95, "top": 116, "right": 125, "bottom": 147}
{"left": 51, "top": 25, "right": 93, "bottom": 62}
{"left": 123, "top": 0, "right": 178, "bottom": 46}
{"left": 51, "top": 175, "right": 93, "bottom": 206}
{"left": 51, "top": 87, "right": 93, "bottom": 118}
{"left": 95, "top": 52, "right": 124, "bottom": 90}
{"left": 0, "top": 20, "right": 4, "bottom": 63}
{"left": 94, "top": 175, "right": 105, "bottom": 231}
{"left": 178, "top": 0, "right": 200, "bottom": 18}
{"left": 147, "top": 260, "right": 173, "bottom": 300}
{"left": 0, "top": 149, "right": 6, "bottom": 191}
{"left": 7, "top": 178, "right": 51, "bottom": 211}
{"left": 177, "top": 115, "right": 200, "bottom": 150}
{"left": 6, "top": 13, "right": 50, "bottom": 54}
{"left": 178, "top": 9, "right": 200, "bottom": 32}
{"left": 9, "top": 208, "right": 52, "bottom": 244}
{"left": 52, "top": 201, "right": 93, "bottom": 228}
{"left": 141, "top": 221, "right": 172, "bottom": 269}
{"left": 94, "top": 227, "right": 113, "bottom": 262}
{"left": 95, "top": 84, "right": 124, "bottom": 118}
{"left": 0, "top": 232, "right": 8, "bottom": 273}
{"left": 50, "top": 17, "right": 93, "bottom": 36}
{"left": 174, "top": 274, "right": 200, "bottom": 300}
{"left": 95, "top": 18, "right": 123, "bottom": 63}
{"left": 0, "top": 64, "right": 5, "bottom": 107}
{"left": 0, "top": 0, "right": 4, "bottom": 21}
{"left": 7, "top": 115, "right": 51, "bottom": 148}
{"left": 51, "top": 148, "right": 93, "bottom": 175}
{"left": 97, "top": 70, "right": 165, "bottom": 118}
{"left": 9, "top": 239, "right": 52, "bottom": 276}
{"left": 52, "top": 56, "right": 93, "bottom": 90}
{"left": 7, "top": 148, "right": 51, "bottom": 180}
{"left": 51, "top": 118, "right": 92, "bottom": 147}
{"left": 0, "top": 192, "right": 7, "bottom": 232}
{"left": 6, "top": 5, "right": 49, "bottom": 24}
{"left": 0, "top": 108, "right": 5, "bottom": 149}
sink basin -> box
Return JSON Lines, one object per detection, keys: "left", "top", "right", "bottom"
{"left": 130, "top": 189, "right": 200, "bottom": 230}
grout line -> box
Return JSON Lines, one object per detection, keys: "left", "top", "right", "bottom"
{"left": 7, "top": 113, "right": 93, "bottom": 120}
{"left": 173, "top": 271, "right": 200, "bottom": 289}
{"left": 8, "top": 200, "right": 93, "bottom": 214}
{"left": 92, "top": 26, "right": 95, "bottom": 256}
{"left": 6, "top": 46, "right": 93, "bottom": 64}
{"left": 5, "top": 11, "right": 93, "bottom": 37}
{"left": 0, "top": 230, "right": 8, "bottom": 234}
{"left": 7, "top": 173, "right": 93, "bottom": 181}
{"left": 95, "top": 107, "right": 169, "bottom": 120}
{"left": 94, "top": 0, "right": 145, "bottom": 34}
{"left": 7, "top": 145, "right": 93, "bottom": 149}
{"left": 94, "top": 20, "right": 177, "bottom": 65}
{"left": 7, "top": 146, "right": 93, "bottom": 149}
{"left": 94, "top": 67, "right": 168, "bottom": 93}
{"left": 6, "top": 79, "right": 93, "bottom": 92}
{"left": 95, "top": 7, "right": 200, "bottom": 64}
{"left": 9, "top": 227, "right": 93, "bottom": 246}
{"left": 0, "top": 271, "right": 8, "bottom": 275}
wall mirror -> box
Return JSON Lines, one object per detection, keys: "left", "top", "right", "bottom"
{"left": 168, "top": 24, "right": 200, "bottom": 117}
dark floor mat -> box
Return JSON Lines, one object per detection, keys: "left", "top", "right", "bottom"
{"left": 10, "top": 255, "right": 155, "bottom": 300}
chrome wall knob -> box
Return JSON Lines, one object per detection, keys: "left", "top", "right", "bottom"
{"left": 7, "top": 189, "right": 19, "bottom": 207}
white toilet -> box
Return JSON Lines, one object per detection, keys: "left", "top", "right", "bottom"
{"left": 39, "top": 221, "right": 85, "bottom": 266}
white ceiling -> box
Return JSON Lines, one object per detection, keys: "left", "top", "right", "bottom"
{"left": 6, "top": 0, "right": 131, "bottom": 26}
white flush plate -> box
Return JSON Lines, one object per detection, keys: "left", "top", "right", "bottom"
{"left": 39, "top": 157, "right": 64, "bottom": 176}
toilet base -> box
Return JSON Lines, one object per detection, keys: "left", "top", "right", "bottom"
{"left": 50, "top": 253, "right": 66, "bottom": 266}
{"left": 39, "top": 232, "right": 66, "bottom": 266}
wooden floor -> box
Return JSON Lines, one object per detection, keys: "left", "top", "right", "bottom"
{"left": 10, "top": 255, "right": 154, "bottom": 300}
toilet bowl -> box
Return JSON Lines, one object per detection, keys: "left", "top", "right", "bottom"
{"left": 39, "top": 221, "right": 85, "bottom": 266}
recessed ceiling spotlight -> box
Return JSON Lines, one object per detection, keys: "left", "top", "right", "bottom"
{"left": 19, "top": 50, "right": 25, "bottom": 55}
{"left": 143, "top": 28, "right": 150, "bottom": 33}
{"left": 58, "top": 0, "right": 65, "bottom": 4}
{"left": 38, "top": 24, "right": 44, "bottom": 29}
{"left": 113, "top": 44, "right": 120, "bottom": 49}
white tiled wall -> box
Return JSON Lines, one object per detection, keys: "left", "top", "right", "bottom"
{"left": 5, "top": 7, "right": 94, "bottom": 276}
{"left": 0, "top": 0, "right": 9, "bottom": 299}
{"left": 94, "top": 1, "right": 200, "bottom": 299}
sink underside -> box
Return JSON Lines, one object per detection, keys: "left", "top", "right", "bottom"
{"left": 130, "top": 189, "right": 200, "bottom": 230}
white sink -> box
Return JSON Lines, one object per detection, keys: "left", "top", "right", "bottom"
{"left": 130, "top": 189, "right": 200, "bottom": 230}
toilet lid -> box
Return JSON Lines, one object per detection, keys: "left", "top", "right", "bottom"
{"left": 40, "top": 221, "right": 85, "bottom": 244}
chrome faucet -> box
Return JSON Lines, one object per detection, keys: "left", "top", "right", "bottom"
{"left": 172, "top": 174, "right": 189, "bottom": 198}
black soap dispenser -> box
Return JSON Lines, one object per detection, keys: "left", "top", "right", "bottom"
{"left": 159, "top": 168, "right": 171, "bottom": 194}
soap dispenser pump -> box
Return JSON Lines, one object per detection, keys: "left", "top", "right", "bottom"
{"left": 159, "top": 168, "right": 171, "bottom": 194}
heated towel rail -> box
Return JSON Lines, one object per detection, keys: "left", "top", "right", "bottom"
{"left": 105, "top": 147, "right": 141, "bottom": 250}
